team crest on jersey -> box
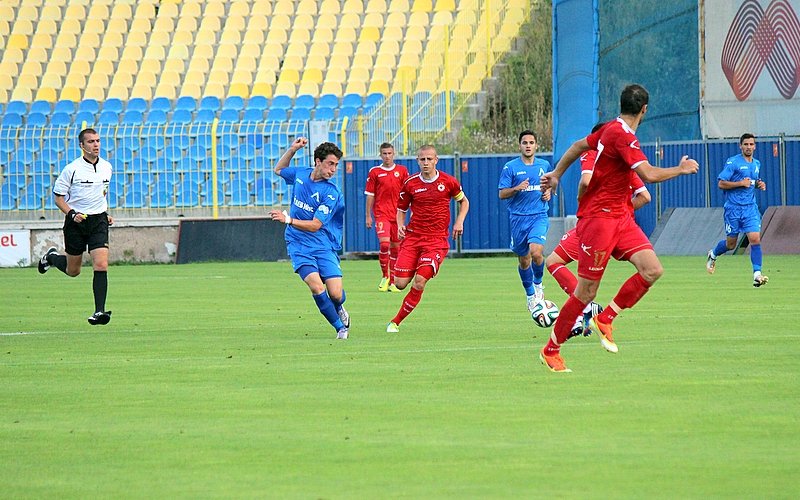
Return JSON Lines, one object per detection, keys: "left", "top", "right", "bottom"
{"left": 319, "top": 205, "right": 330, "bottom": 215}
{"left": 437, "top": 183, "right": 445, "bottom": 191}
{"left": 394, "top": 171, "right": 400, "bottom": 177}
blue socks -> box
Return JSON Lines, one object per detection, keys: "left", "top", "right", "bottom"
{"left": 518, "top": 266, "right": 535, "bottom": 296}
{"left": 313, "top": 291, "right": 344, "bottom": 330}
{"left": 532, "top": 261, "right": 545, "bottom": 285}
{"left": 331, "top": 289, "right": 346, "bottom": 313}
{"left": 712, "top": 240, "right": 729, "bottom": 258}
{"left": 750, "top": 244, "right": 762, "bottom": 272}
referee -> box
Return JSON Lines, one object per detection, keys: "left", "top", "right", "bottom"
{"left": 38, "top": 128, "right": 114, "bottom": 325}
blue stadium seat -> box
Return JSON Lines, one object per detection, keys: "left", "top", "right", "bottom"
{"left": 163, "top": 145, "right": 183, "bottom": 163}
{"left": 150, "top": 97, "right": 172, "bottom": 112}
{"left": 126, "top": 98, "right": 148, "bottom": 113}
{"left": 231, "top": 168, "right": 256, "bottom": 185}
{"left": 365, "top": 92, "right": 385, "bottom": 108}
{"left": 39, "top": 148, "right": 60, "bottom": 164}
{"left": 223, "top": 96, "right": 245, "bottom": 111}
{"left": 295, "top": 94, "right": 315, "bottom": 109}
{"left": 0, "top": 190, "right": 17, "bottom": 210}
{"left": 74, "top": 111, "right": 96, "bottom": 126}
{"left": 122, "top": 190, "right": 146, "bottom": 209}
{"left": 176, "top": 180, "right": 199, "bottom": 207}
{"left": 77, "top": 99, "right": 98, "bottom": 114}
{"left": 195, "top": 109, "right": 215, "bottom": 123}
{"left": 314, "top": 107, "right": 335, "bottom": 120}
{"left": 142, "top": 136, "right": 165, "bottom": 151}
{"left": 98, "top": 111, "right": 119, "bottom": 125}
{"left": 2, "top": 114, "right": 23, "bottom": 127}
{"left": 170, "top": 135, "right": 191, "bottom": 150}
{"left": 177, "top": 157, "right": 197, "bottom": 173}
{"left": 6, "top": 101, "right": 27, "bottom": 115}
{"left": 103, "top": 98, "right": 124, "bottom": 114}
{"left": 229, "top": 178, "right": 251, "bottom": 206}
{"left": 175, "top": 96, "right": 197, "bottom": 112}
{"left": 216, "top": 145, "right": 233, "bottom": 161}
{"left": 122, "top": 110, "right": 144, "bottom": 124}
{"left": 201, "top": 179, "right": 226, "bottom": 206}
{"left": 264, "top": 143, "right": 282, "bottom": 160}
{"left": 145, "top": 110, "right": 168, "bottom": 125}
{"left": 107, "top": 177, "right": 125, "bottom": 209}
{"left": 117, "top": 147, "right": 135, "bottom": 163}
{"left": 243, "top": 132, "right": 264, "bottom": 150}
{"left": 318, "top": 94, "right": 339, "bottom": 108}
{"left": 17, "top": 149, "right": 36, "bottom": 164}
{"left": 18, "top": 191, "right": 42, "bottom": 210}
{"left": 171, "top": 109, "right": 193, "bottom": 124}
{"left": 199, "top": 96, "right": 221, "bottom": 112}
{"left": 219, "top": 109, "right": 240, "bottom": 122}
{"left": 339, "top": 106, "right": 359, "bottom": 120}
{"left": 187, "top": 144, "right": 207, "bottom": 162}
{"left": 246, "top": 95, "right": 269, "bottom": 111}
{"left": 139, "top": 146, "right": 159, "bottom": 162}
{"left": 30, "top": 101, "right": 52, "bottom": 115}
{"left": 342, "top": 93, "right": 363, "bottom": 108}
{"left": 271, "top": 95, "right": 292, "bottom": 110}
{"left": 42, "top": 137, "right": 65, "bottom": 153}
{"left": 290, "top": 109, "right": 311, "bottom": 121}
{"left": 194, "top": 134, "right": 213, "bottom": 149}
{"left": 253, "top": 178, "right": 275, "bottom": 206}
{"left": 237, "top": 144, "right": 257, "bottom": 161}
{"left": 157, "top": 170, "right": 180, "bottom": 186}
{"left": 151, "top": 179, "right": 174, "bottom": 208}
{"left": 266, "top": 108, "right": 287, "bottom": 122}
{"left": 29, "top": 160, "right": 51, "bottom": 174}
{"left": 0, "top": 137, "right": 16, "bottom": 154}
{"left": 50, "top": 112, "right": 72, "bottom": 127}
{"left": 127, "top": 159, "right": 149, "bottom": 175}
{"left": 118, "top": 136, "right": 140, "bottom": 152}
{"left": 243, "top": 108, "right": 264, "bottom": 121}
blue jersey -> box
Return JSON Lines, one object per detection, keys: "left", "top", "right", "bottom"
{"left": 280, "top": 167, "right": 345, "bottom": 252}
{"left": 498, "top": 157, "right": 551, "bottom": 216}
{"left": 718, "top": 154, "right": 761, "bottom": 207}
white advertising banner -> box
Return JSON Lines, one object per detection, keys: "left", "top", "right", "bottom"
{"left": 702, "top": 0, "right": 800, "bottom": 138}
{"left": 0, "top": 230, "right": 31, "bottom": 267}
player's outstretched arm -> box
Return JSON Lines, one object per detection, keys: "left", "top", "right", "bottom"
{"left": 636, "top": 156, "right": 699, "bottom": 183}
{"left": 268, "top": 209, "right": 323, "bottom": 232}
{"left": 542, "top": 137, "right": 591, "bottom": 191}
{"left": 274, "top": 137, "right": 308, "bottom": 174}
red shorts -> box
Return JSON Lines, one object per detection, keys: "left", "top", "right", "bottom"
{"left": 552, "top": 228, "right": 580, "bottom": 263}
{"left": 374, "top": 217, "right": 399, "bottom": 243}
{"left": 394, "top": 234, "right": 449, "bottom": 279}
{"left": 575, "top": 214, "right": 653, "bottom": 280}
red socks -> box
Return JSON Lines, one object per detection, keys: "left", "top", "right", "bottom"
{"left": 547, "top": 263, "right": 578, "bottom": 295}
{"left": 379, "top": 241, "right": 390, "bottom": 278}
{"left": 596, "top": 273, "right": 652, "bottom": 324}
{"left": 543, "top": 295, "right": 587, "bottom": 354}
{"left": 392, "top": 287, "right": 423, "bottom": 325}
{"left": 389, "top": 245, "right": 398, "bottom": 282}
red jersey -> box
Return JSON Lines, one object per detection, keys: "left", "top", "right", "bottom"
{"left": 579, "top": 118, "right": 649, "bottom": 218}
{"left": 398, "top": 170, "right": 464, "bottom": 239}
{"left": 364, "top": 164, "right": 409, "bottom": 220}
{"left": 581, "top": 148, "right": 647, "bottom": 217}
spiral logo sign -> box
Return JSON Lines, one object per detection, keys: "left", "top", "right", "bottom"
{"left": 721, "top": 0, "right": 800, "bottom": 100}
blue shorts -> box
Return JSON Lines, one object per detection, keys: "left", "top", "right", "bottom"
{"left": 509, "top": 213, "right": 549, "bottom": 256}
{"left": 723, "top": 204, "right": 761, "bottom": 236}
{"left": 288, "top": 245, "right": 342, "bottom": 281}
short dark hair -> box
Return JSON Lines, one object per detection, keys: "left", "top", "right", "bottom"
{"left": 590, "top": 122, "right": 606, "bottom": 134}
{"left": 518, "top": 130, "right": 537, "bottom": 143}
{"left": 78, "top": 128, "right": 98, "bottom": 144}
{"left": 620, "top": 84, "right": 649, "bottom": 115}
{"left": 314, "top": 142, "right": 343, "bottom": 162}
{"left": 379, "top": 142, "right": 394, "bottom": 151}
{"left": 740, "top": 133, "right": 756, "bottom": 144}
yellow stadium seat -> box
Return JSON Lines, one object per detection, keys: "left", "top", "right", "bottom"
{"left": 325, "top": 67, "right": 347, "bottom": 84}
{"left": 45, "top": 60, "right": 67, "bottom": 77}
{"left": 167, "top": 44, "right": 190, "bottom": 61}
{"left": 277, "top": 68, "right": 300, "bottom": 84}
{"left": 164, "top": 58, "right": 185, "bottom": 74}
{"left": 157, "top": 1, "right": 180, "bottom": 18}
{"left": 12, "top": 19, "right": 34, "bottom": 36}
{"left": 124, "top": 31, "right": 147, "bottom": 47}
{"left": 88, "top": 3, "right": 109, "bottom": 19}
{"left": 248, "top": 14, "right": 268, "bottom": 31}
{"left": 0, "top": 5, "right": 13, "bottom": 21}
{"left": 290, "top": 25, "right": 312, "bottom": 44}
{"left": 336, "top": 28, "right": 357, "bottom": 46}
{"left": 0, "top": 74, "right": 11, "bottom": 92}
{"left": 320, "top": 80, "right": 342, "bottom": 97}
{"left": 228, "top": 82, "right": 249, "bottom": 98}
{"left": 273, "top": 81, "right": 296, "bottom": 98}
{"left": 180, "top": 2, "right": 201, "bottom": 19}
{"left": 93, "top": 59, "right": 114, "bottom": 76}
{"left": 368, "top": 79, "right": 390, "bottom": 96}
{"left": 259, "top": 54, "right": 280, "bottom": 72}
{"left": 352, "top": 53, "right": 373, "bottom": 68}
{"left": 251, "top": 81, "right": 273, "bottom": 98}
{"left": 272, "top": 0, "right": 294, "bottom": 16}
{"left": 111, "top": 3, "right": 132, "bottom": 20}
{"left": 193, "top": 44, "right": 214, "bottom": 61}
{"left": 460, "top": 76, "right": 482, "bottom": 93}
{"left": 40, "top": 74, "right": 62, "bottom": 88}
{"left": 160, "top": 70, "right": 181, "bottom": 87}
{"left": 339, "top": 13, "right": 359, "bottom": 29}
{"left": 187, "top": 59, "right": 210, "bottom": 75}
{"left": 120, "top": 47, "right": 143, "bottom": 65}
{"left": 78, "top": 32, "right": 101, "bottom": 50}
{"left": 155, "top": 83, "right": 177, "bottom": 100}
{"left": 16, "top": 73, "right": 38, "bottom": 89}
{"left": 305, "top": 54, "right": 327, "bottom": 71}
{"left": 319, "top": 0, "right": 338, "bottom": 14}
{"left": 184, "top": 70, "right": 206, "bottom": 86}
{"left": 243, "top": 29, "right": 265, "bottom": 44}
{"left": 208, "top": 70, "right": 230, "bottom": 86}
{"left": 0, "top": 88, "right": 7, "bottom": 103}
{"left": 103, "top": 32, "right": 124, "bottom": 48}
{"left": 97, "top": 46, "right": 119, "bottom": 62}
{"left": 140, "top": 59, "right": 162, "bottom": 75}
{"left": 111, "top": 72, "right": 133, "bottom": 89}
{"left": 301, "top": 68, "right": 323, "bottom": 84}
{"left": 250, "top": 0, "right": 272, "bottom": 17}
{"left": 311, "top": 27, "right": 334, "bottom": 44}
{"left": 130, "top": 85, "right": 153, "bottom": 100}
{"left": 415, "top": 77, "right": 438, "bottom": 93}
{"left": 143, "top": 46, "right": 166, "bottom": 62}
{"left": 435, "top": 0, "right": 455, "bottom": 11}
{"left": 68, "top": 60, "right": 90, "bottom": 78}
{"left": 364, "top": 12, "right": 384, "bottom": 28}
{"left": 342, "top": 0, "right": 363, "bottom": 13}
{"left": 35, "top": 19, "right": 57, "bottom": 35}
{"left": 457, "top": 0, "right": 478, "bottom": 10}
{"left": 59, "top": 18, "right": 81, "bottom": 36}
{"left": 59, "top": 86, "right": 82, "bottom": 102}
{"left": 199, "top": 18, "right": 221, "bottom": 33}
{"left": 266, "top": 27, "right": 288, "bottom": 45}
{"left": 211, "top": 55, "right": 234, "bottom": 73}
{"left": 398, "top": 52, "right": 420, "bottom": 67}
{"left": 150, "top": 30, "right": 171, "bottom": 48}
{"left": 229, "top": 1, "right": 251, "bottom": 17}
{"left": 380, "top": 26, "right": 402, "bottom": 42}
{"left": 344, "top": 80, "right": 367, "bottom": 96}
{"left": 375, "top": 53, "right": 396, "bottom": 68}
{"left": 386, "top": 12, "right": 406, "bottom": 26}
{"left": 26, "top": 47, "right": 48, "bottom": 64}
{"left": 129, "top": 18, "right": 152, "bottom": 34}
{"left": 284, "top": 42, "right": 308, "bottom": 58}
{"left": 331, "top": 41, "right": 354, "bottom": 57}
{"left": 373, "top": 66, "right": 394, "bottom": 81}
{"left": 235, "top": 55, "right": 257, "bottom": 72}
{"left": 309, "top": 42, "right": 331, "bottom": 58}
{"left": 64, "top": 4, "right": 86, "bottom": 19}
{"left": 359, "top": 27, "right": 380, "bottom": 42}
{"left": 231, "top": 69, "right": 253, "bottom": 86}
{"left": 154, "top": 17, "right": 176, "bottom": 34}
{"left": 87, "top": 73, "right": 110, "bottom": 89}
{"left": 349, "top": 67, "right": 370, "bottom": 83}
{"left": 30, "top": 33, "right": 52, "bottom": 49}
{"left": 356, "top": 39, "right": 378, "bottom": 55}
{"left": 405, "top": 25, "right": 427, "bottom": 41}
{"left": 180, "top": 82, "right": 202, "bottom": 99}
{"left": 412, "top": 0, "right": 432, "bottom": 11}
{"left": 3, "top": 47, "right": 23, "bottom": 64}
{"left": 176, "top": 17, "right": 198, "bottom": 33}
{"left": 367, "top": 0, "right": 388, "bottom": 13}
{"left": 255, "top": 68, "right": 277, "bottom": 85}
{"left": 35, "top": 87, "right": 58, "bottom": 103}
{"left": 220, "top": 30, "right": 242, "bottom": 46}
{"left": 432, "top": 10, "right": 453, "bottom": 25}
{"left": 136, "top": 71, "right": 158, "bottom": 88}
{"left": 7, "top": 33, "right": 28, "bottom": 50}
{"left": 295, "top": 81, "right": 318, "bottom": 97}
{"left": 11, "top": 86, "right": 33, "bottom": 102}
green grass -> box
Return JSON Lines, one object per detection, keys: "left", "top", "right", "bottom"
{"left": 1, "top": 255, "right": 798, "bottom": 498}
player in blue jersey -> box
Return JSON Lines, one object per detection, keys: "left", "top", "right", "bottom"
{"left": 706, "top": 133, "right": 769, "bottom": 287}
{"left": 269, "top": 137, "right": 351, "bottom": 339}
{"left": 498, "top": 130, "right": 552, "bottom": 313}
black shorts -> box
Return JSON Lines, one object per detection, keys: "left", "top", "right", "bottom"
{"left": 63, "top": 212, "right": 109, "bottom": 255}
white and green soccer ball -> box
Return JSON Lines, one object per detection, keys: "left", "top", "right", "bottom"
{"left": 531, "top": 299, "right": 559, "bottom": 328}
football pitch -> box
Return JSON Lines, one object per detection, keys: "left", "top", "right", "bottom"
{"left": 1, "top": 255, "right": 798, "bottom": 498}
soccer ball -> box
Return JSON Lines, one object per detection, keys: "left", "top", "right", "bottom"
{"left": 531, "top": 300, "right": 559, "bottom": 328}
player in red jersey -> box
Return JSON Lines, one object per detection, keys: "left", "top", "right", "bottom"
{"left": 538, "top": 84, "right": 699, "bottom": 372}
{"left": 386, "top": 145, "right": 470, "bottom": 333}
{"left": 546, "top": 141, "right": 652, "bottom": 338}
{"left": 365, "top": 142, "right": 409, "bottom": 292}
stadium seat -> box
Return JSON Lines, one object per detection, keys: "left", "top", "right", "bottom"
{"left": 266, "top": 108, "right": 288, "bottom": 122}
{"left": 26, "top": 113, "right": 48, "bottom": 127}
{"left": 175, "top": 96, "right": 198, "bottom": 112}
{"left": 145, "top": 110, "right": 168, "bottom": 125}
{"left": 219, "top": 109, "right": 240, "bottom": 122}
{"left": 73, "top": 111, "right": 96, "bottom": 127}
{"left": 295, "top": 95, "right": 316, "bottom": 110}
{"left": 229, "top": 179, "right": 251, "bottom": 206}
{"left": 199, "top": 96, "right": 221, "bottom": 112}
{"left": 314, "top": 108, "right": 335, "bottom": 120}
{"left": 223, "top": 96, "right": 245, "bottom": 111}
{"left": 201, "top": 180, "right": 226, "bottom": 207}
{"left": 150, "top": 97, "right": 172, "bottom": 113}
{"left": 50, "top": 112, "right": 72, "bottom": 127}
{"left": 19, "top": 191, "right": 42, "bottom": 210}
{"left": 290, "top": 108, "right": 311, "bottom": 121}
{"left": 243, "top": 109, "right": 265, "bottom": 121}
{"left": 253, "top": 178, "right": 275, "bottom": 206}
{"left": 176, "top": 180, "right": 200, "bottom": 207}
{"left": 342, "top": 94, "right": 364, "bottom": 108}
